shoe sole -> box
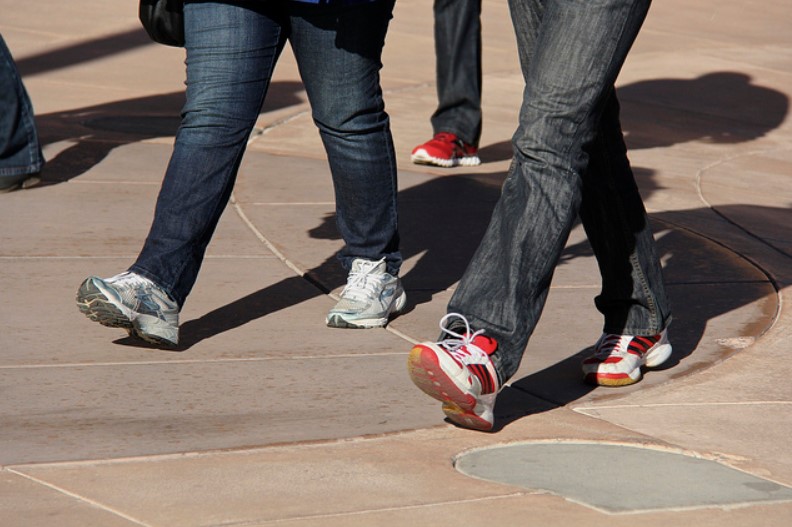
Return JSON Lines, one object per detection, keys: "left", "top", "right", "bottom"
{"left": 76, "top": 278, "right": 178, "bottom": 346}
{"left": 407, "top": 344, "right": 494, "bottom": 431}
{"left": 410, "top": 150, "right": 481, "bottom": 168}
{"left": 586, "top": 340, "right": 673, "bottom": 387}
{"left": 0, "top": 175, "right": 40, "bottom": 193}
{"left": 326, "top": 290, "right": 407, "bottom": 329}
{"left": 76, "top": 278, "right": 134, "bottom": 329}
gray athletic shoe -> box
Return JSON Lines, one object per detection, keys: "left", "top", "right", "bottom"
{"left": 326, "top": 258, "right": 406, "bottom": 329}
{"left": 76, "top": 271, "right": 179, "bottom": 346}
{"left": 0, "top": 173, "right": 40, "bottom": 193}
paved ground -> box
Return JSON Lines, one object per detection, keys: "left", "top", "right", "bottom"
{"left": 2, "top": 1, "right": 792, "bottom": 525}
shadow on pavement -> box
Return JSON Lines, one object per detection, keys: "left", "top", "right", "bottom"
{"left": 32, "top": 81, "right": 305, "bottom": 186}
{"left": 98, "top": 70, "right": 789, "bottom": 431}
{"left": 17, "top": 28, "right": 154, "bottom": 77}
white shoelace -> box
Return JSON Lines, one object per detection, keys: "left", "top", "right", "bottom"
{"left": 108, "top": 271, "right": 150, "bottom": 288}
{"left": 106, "top": 272, "right": 176, "bottom": 310}
{"left": 340, "top": 257, "right": 387, "bottom": 302}
{"left": 437, "top": 313, "right": 488, "bottom": 363}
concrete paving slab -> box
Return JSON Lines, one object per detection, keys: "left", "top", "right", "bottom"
{"left": 642, "top": 2, "right": 792, "bottom": 46}
{"left": 0, "top": 412, "right": 660, "bottom": 527}
{"left": 0, "top": 471, "right": 138, "bottom": 527}
{"left": 226, "top": 501, "right": 792, "bottom": 527}
{"left": 1, "top": 254, "right": 449, "bottom": 465}
{"left": 8, "top": 433, "right": 529, "bottom": 527}
{"left": 234, "top": 152, "right": 339, "bottom": 205}
{"left": 9, "top": 413, "right": 792, "bottom": 527}
{"left": 1, "top": 257, "right": 281, "bottom": 363}
{"left": 699, "top": 150, "right": 792, "bottom": 255}
{"left": 0, "top": 351, "right": 432, "bottom": 465}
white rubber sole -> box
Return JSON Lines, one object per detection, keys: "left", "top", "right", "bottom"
{"left": 326, "top": 289, "right": 407, "bottom": 329}
{"left": 411, "top": 149, "right": 481, "bottom": 168}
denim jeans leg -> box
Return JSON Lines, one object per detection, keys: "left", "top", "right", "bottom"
{"left": 289, "top": 1, "right": 402, "bottom": 276}
{"left": 131, "top": 1, "right": 286, "bottom": 306}
{"left": 0, "top": 34, "right": 44, "bottom": 178}
{"left": 581, "top": 90, "right": 671, "bottom": 336}
{"left": 431, "top": 0, "right": 483, "bottom": 146}
{"left": 448, "top": 0, "right": 653, "bottom": 382}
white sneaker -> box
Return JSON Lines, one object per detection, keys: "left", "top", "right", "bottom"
{"left": 76, "top": 271, "right": 179, "bottom": 346}
{"left": 582, "top": 330, "right": 672, "bottom": 386}
{"left": 407, "top": 314, "right": 501, "bottom": 431}
{"left": 326, "top": 258, "right": 406, "bottom": 329}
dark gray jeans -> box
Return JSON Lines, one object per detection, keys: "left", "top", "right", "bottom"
{"left": 447, "top": 0, "right": 671, "bottom": 382}
{"left": 431, "top": 0, "right": 483, "bottom": 147}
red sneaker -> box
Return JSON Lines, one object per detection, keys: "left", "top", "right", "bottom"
{"left": 582, "top": 330, "right": 672, "bottom": 386}
{"left": 411, "top": 132, "right": 481, "bottom": 167}
{"left": 407, "top": 314, "right": 500, "bottom": 431}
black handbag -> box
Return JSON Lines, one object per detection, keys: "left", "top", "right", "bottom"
{"left": 139, "top": 0, "right": 185, "bottom": 47}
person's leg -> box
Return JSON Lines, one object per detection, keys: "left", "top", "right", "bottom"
{"left": 447, "top": 0, "right": 653, "bottom": 383}
{"left": 131, "top": 0, "right": 287, "bottom": 307}
{"left": 0, "top": 34, "right": 44, "bottom": 190}
{"left": 579, "top": 88, "right": 672, "bottom": 385}
{"left": 407, "top": 0, "right": 655, "bottom": 429}
{"left": 506, "top": 2, "right": 669, "bottom": 339}
{"left": 411, "top": 0, "right": 482, "bottom": 167}
{"left": 289, "top": 0, "right": 401, "bottom": 276}
{"left": 77, "top": 1, "right": 288, "bottom": 345}
{"left": 431, "top": 0, "right": 483, "bottom": 146}
{"left": 408, "top": 0, "right": 650, "bottom": 430}
{"left": 288, "top": 0, "right": 405, "bottom": 329}
{"left": 580, "top": 89, "right": 671, "bottom": 337}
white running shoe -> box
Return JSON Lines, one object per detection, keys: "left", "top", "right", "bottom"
{"left": 77, "top": 271, "right": 179, "bottom": 346}
{"left": 582, "top": 330, "right": 672, "bottom": 386}
{"left": 326, "top": 258, "right": 406, "bottom": 329}
{"left": 407, "top": 314, "right": 501, "bottom": 431}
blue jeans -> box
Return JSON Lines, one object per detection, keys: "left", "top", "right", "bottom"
{"left": 131, "top": 0, "right": 401, "bottom": 307}
{"left": 447, "top": 0, "right": 671, "bottom": 382}
{"left": 0, "top": 34, "right": 44, "bottom": 179}
{"left": 431, "top": 0, "right": 482, "bottom": 147}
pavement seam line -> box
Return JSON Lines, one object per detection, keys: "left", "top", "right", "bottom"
{"left": 2, "top": 427, "right": 451, "bottom": 470}
{"left": 199, "top": 492, "right": 530, "bottom": 526}
{"left": 696, "top": 146, "right": 792, "bottom": 263}
{"left": 574, "top": 401, "right": 792, "bottom": 411}
{"left": 4, "top": 467, "right": 154, "bottom": 527}
{"left": 0, "top": 351, "right": 409, "bottom": 370}
{"left": 648, "top": 215, "right": 782, "bottom": 335}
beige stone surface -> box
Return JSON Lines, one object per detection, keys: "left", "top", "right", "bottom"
{"left": 2, "top": 0, "right": 792, "bottom": 525}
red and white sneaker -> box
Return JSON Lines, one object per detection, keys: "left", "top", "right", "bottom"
{"left": 407, "top": 314, "right": 500, "bottom": 431}
{"left": 411, "top": 132, "right": 481, "bottom": 168}
{"left": 582, "top": 330, "right": 672, "bottom": 386}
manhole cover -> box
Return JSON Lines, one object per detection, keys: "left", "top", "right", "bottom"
{"left": 455, "top": 442, "right": 792, "bottom": 513}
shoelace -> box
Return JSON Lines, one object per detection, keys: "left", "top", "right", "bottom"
{"left": 108, "top": 271, "right": 150, "bottom": 289}
{"left": 594, "top": 334, "right": 651, "bottom": 359}
{"left": 107, "top": 272, "right": 172, "bottom": 311}
{"left": 341, "top": 257, "right": 387, "bottom": 302}
{"left": 436, "top": 313, "right": 488, "bottom": 364}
